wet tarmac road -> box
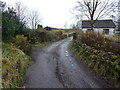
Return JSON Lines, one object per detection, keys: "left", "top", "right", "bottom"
{"left": 24, "top": 37, "right": 110, "bottom": 88}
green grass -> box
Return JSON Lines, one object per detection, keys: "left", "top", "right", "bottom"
{"left": 2, "top": 43, "right": 31, "bottom": 88}
{"left": 32, "top": 42, "right": 50, "bottom": 48}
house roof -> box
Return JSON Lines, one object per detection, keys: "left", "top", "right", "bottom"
{"left": 44, "top": 26, "right": 58, "bottom": 31}
{"left": 82, "top": 20, "right": 116, "bottom": 28}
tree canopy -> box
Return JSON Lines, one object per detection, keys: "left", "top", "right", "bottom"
{"left": 2, "top": 6, "right": 26, "bottom": 41}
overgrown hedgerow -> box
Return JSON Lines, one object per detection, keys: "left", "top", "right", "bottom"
{"left": 24, "top": 30, "right": 67, "bottom": 44}
{"left": 15, "top": 35, "right": 32, "bottom": 55}
{"left": 71, "top": 38, "right": 120, "bottom": 88}
{"left": 76, "top": 31, "right": 120, "bottom": 55}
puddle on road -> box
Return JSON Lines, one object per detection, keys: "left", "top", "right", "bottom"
{"left": 65, "top": 51, "right": 68, "bottom": 53}
{"left": 66, "top": 54, "right": 69, "bottom": 57}
{"left": 65, "top": 51, "right": 69, "bottom": 57}
{"left": 71, "top": 64, "right": 74, "bottom": 66}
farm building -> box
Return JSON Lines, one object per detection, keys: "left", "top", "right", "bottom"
{"left": 82, "top": 20, "right": 116, "bottom": 36}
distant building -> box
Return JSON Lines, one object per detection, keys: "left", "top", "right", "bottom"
{"left": 82, "top": 19, "right": 116, "bottom": 36}
{"left": 44, "top": 26, "right": 58, "bottom": 31}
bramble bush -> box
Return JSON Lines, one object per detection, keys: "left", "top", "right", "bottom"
{"left": 27, "top": 30, "right": 66, "bottom": 43}
{"left": 27, "top": 30, "right": 42, "bottom": 44}
{"left": 76, "top": 31, "right": 120, "bottom": 55}
{"left": 15, "top": 35, "right": 31, "bottom": 54}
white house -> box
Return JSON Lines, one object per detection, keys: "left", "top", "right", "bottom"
{"left": 82, "top": 20, "right": 116, "bottom": 37}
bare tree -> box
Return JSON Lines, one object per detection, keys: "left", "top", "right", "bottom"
{"left": 64, "top": 22, "right": 68, "bottom": 29}
{"left": 15, "top": 1, "right": 27, "bottom": 24}
{"left": 15, "top": 1, "right": 42, "bottom": 29}
{"left": 28, "top": 10, "right": 42, "bottom": 29}
{"left": 15, "top": 1, "right": 31, "bottom": 29}
{"left": 0, "top": 1, "right": 7, "bottom": 12}
{"left": 75, "top": 0, "right": 117, "bottom": 30}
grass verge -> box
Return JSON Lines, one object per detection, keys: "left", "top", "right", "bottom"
{"left": 31, "top": 42, "right": 50, "bottom": 48}
{"left": 70, "top": 40, "right": 120, "bottom": 88}
{"left": 2, "top": 43, "right": 31, "bottom": 88}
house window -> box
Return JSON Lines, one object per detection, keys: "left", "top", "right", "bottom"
{"left": 103, "top": 29, "right": 109, "bottom": 34}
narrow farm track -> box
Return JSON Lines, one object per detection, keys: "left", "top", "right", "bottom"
{"left": 24, "top": 37, "right": 110, "bottom": 88}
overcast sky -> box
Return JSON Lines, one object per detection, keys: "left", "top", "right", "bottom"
{"left": 2, "top": 0, "right": 78, "bottom": 28}
{"left": 2, "top": 0, "right": 119, "bottom": 28}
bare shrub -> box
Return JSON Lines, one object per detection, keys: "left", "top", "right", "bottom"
{"left": 76, "top": 31, "right": 120, "bottom": 55}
